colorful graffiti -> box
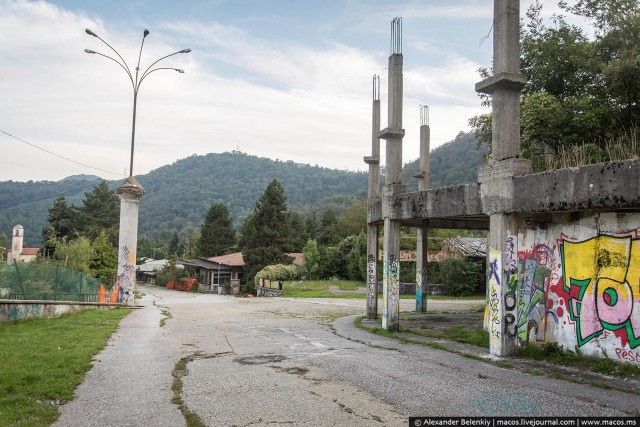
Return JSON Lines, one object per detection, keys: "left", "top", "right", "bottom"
{"left": 117, "top": 245, "right": 136, "bottom": 305}
{"left": 503, "top": 236, "right": 518, "bottom": 338}
{"left": 382, "top": 254, "right": 400, "bottom": 329}
{"left": 488, "top": 248, "right": 502, "bottom": 351}
{"left": 516, "top": 243, "right": 557, "bottom": 345}
{"left": 561, "top": 235, "right": 640, "bottom": 349}
{"left": 415, "top": 267, "right": 427, "bottom": 312}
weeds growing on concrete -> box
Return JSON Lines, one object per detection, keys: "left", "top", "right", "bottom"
{"left": 171, "top": 357, "right": 207, "bottom": 427}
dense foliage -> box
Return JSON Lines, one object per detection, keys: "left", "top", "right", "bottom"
{"left": 402, "top": 132, "right": 488, "bottom": 191}
{"left": 197, "top": 202, "right": 237, "bottom": 257}
{"left": 470, "top": 0, "right": 640, "bottom": 171}
{"left": 239, "top": 179, "right": 296, "bottom": 292}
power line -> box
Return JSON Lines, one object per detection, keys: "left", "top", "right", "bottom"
{"left": 0, "top": 129, "right": 123, "bottom": 176}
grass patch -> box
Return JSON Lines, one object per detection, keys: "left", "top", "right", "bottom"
{"left": 0, "top": 308, "right": 130, "bottom": 426}
{"left": 171, "top": 358, "right": 206, "bottom": 427}
{"left": 405, "top": 326, "right": 489, "bottom": 348}
{"left": 160, "top": 308, "right": 172, "bottom": 327}
{"left": 517, "top": 343, "right": 640, "bottom": 379}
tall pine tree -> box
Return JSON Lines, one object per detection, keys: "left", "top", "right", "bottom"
{"left": 240, "top": 179, "right": 294, "bottom": 291}
{"left": 197, "top": 203, "right": 237, "bottom": 256}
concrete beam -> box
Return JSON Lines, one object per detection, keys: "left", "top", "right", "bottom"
{"left": 513, "top": 159, "right": 640, "bottom": 213}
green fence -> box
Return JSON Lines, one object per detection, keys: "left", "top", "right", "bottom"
{"left": 0, "top": 261, "right": 106, "bottom": 302}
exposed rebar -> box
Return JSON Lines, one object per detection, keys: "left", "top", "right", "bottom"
{"left": 390, "top": 17, "right": 402, "bottom": 55}
{"left": 373, "top": 74, "right": 380, "bottom": 101}
{"left": 420, "top": 104, "right": 429, "bottom": 126}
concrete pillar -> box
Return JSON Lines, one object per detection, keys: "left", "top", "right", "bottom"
{"left": 476, "top": 0, "right": 531, "bottom": 356}
{"left": 414, "top": 109, "right": 430, "bottom": 312}
{"left": 115, "top": 177, "right": 145, "bottom": 306}
{"left": 365, "top": 76, "right": 381, "bottom": 320}
{"left": 378, "top": 18, "right": 405, "bottom": 331}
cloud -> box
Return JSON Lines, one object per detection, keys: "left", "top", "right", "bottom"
{"left": 0, "top": 0, "right": 491, "bottom": 182}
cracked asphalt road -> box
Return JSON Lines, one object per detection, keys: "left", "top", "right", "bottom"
{"left": 54, "top": 285, "right": 640, "bottom": 426}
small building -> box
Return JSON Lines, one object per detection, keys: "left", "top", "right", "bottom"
{"left": 6, "top": 225, "right": 39, "bottom": 265}
{"left": 136, "top": 259, "right": 169, "bottom": 285}
{"left": 180, "top": 252, "right": 303, "bottom": 295}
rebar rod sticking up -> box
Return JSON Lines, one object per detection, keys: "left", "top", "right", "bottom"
{"left": 373, "top": 74, "right": 380, "bottom": 101}
{"left": 420, "top": 104, "right": 429, "bottom": 126}
{"left": 390, "top": 17, "right": 402, "bottom": 55}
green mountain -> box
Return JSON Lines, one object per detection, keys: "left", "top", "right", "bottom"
{"left": 402, "top": 131, "right": 488, "bottom": 191}
{"left": 0, "top": 133, "right": 488, "bottom": 247}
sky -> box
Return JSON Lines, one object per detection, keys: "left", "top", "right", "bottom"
{"left": 0, "top": 0, "right": 576, "bottom": 182}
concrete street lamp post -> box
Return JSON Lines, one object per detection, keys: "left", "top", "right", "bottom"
{"left": 85, "top": 28, "right": 190, "bottom": 305}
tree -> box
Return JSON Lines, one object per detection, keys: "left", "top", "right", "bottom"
{"left": 89, "top": 230, "right": 117, "bottom": 286}
{"left": 77, "top": 181, "right": 120, "bottom": 244}
{"left": 317, "top": 209, "right": 337, "bottom": 246}
{"left": 301, "top": 239, "right": 320, "bottom": 279}
{"left": 42, "top": 194, "right": 77, "bottom": 258}
{"left": 168, "top": 231, "right": 180, "bottom": 257}
{"left": 239, "top": 179, "right": 295, "bottom": 292}
{"left": 53, "top": 237, "right": 94, "bottom": 273}
{"left": 197, "top": 202, "right": 237, "bottom": 257}
{"left": 469, "top": 0, "right": 640, "bottom": 170}
{"left": 137, "top": 235, "right": 167, "bottom": 261}
{"left": 332, "top": 201, "right": 367, "bottom": 242}
{"left": 305, "top": 211, "right": 318, "bottom": 240}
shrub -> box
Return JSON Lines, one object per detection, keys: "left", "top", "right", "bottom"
{"left": 440, "top": 258, "right": 482, "bottom": 296}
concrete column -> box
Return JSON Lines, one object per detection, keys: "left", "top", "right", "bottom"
{"left": 476, "top": 0, "right": 531, "bottom": 356}
{"left": 378, "top": 19, "right": 404, "bottom": 331}
{"left": 365, "top": 78, "right": 381, "bottom": 320}
{"left": 382, "top": 216, "right": 400, "bottom": 331}
{"left": 414, "top": 116, "right": 430, "bottom": 312}
{"left": 116, "top": 177, "right": 145, "bottom": 306}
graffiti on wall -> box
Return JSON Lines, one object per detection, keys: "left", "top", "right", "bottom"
{"left": 415, "top": 267, "right": 427, "bottom": 312}
{"left": 503, "top": 236, "right": 518, "bottom": 339}
{"left": 488, "top": 248, "right": 502, "bottom": 351}
{"left": 382, "top": 254, "right": 400, "bottom": 329}
{"left": 561, "top": 234, "right": 640, "bottom": 349}
{"left": 117, "top": 245, "right": 136, "bottom": 305}
{"left": 366, "top": 254, "right": 377, "bottom": 312}
{"left": 516, "top": 243, "right": 558, "bottom": 345}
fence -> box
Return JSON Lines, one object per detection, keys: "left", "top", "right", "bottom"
{"left": 0, "top": 261, "right": 110, "bottom": 303}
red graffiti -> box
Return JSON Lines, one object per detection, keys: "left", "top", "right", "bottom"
{"left": 615, "top": 348, "right": 640, "bottom": 364}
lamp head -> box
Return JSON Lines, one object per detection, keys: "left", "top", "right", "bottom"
{"left": 85, "top": 28, "right": 97, "bottom": 37}
{"left": 180, "top": 48, "right": 192, "bottom": 54}
{"left": 84, "top": 49, "right": 96, "bottom": 54}
{"left": 143, "top": 29, "right": 150, "bottom": 37}
{"left": 175, "top": 69, "right": 185, "bottom": 73}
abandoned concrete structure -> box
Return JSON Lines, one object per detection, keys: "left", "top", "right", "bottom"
{"left": 366, "top": 0, "right": 640, "bottom": 366}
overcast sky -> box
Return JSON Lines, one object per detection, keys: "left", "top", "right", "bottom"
{"left": 1, "top": 0, "right": 574, "bottom": 182}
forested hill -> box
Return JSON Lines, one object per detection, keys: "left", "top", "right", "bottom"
{"left": 0, "top": 132, "right": 487, "bottom": 246}
{"left": 402, "top": 131, "right": 488, "bottom": 191}
{"left": 134, "top": 152, "right": 368, "bottom": 240}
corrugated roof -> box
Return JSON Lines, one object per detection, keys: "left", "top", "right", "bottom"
{"left": 206, "top": 252, "right": 245, "bottom": 267}
{"left": 444, "top": 237, "right": 487, "bottom": 257}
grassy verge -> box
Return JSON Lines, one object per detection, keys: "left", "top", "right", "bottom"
{"left": 282, "top": 280, "right": 486, "bottom": 300}
{"left": 518, "top": 343, "right": 640, "bottom": 379}
{"left": 0, "top": 308, "right": 131, "bottom": 426}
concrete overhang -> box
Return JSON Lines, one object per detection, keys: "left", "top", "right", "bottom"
{"left": 512, "top": 159, "right": 640, "bottom": 213}
{"left": 368, "top": 183, "right": 489, "bottom": 229}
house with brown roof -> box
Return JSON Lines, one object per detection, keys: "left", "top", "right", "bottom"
{"left": 179, "top": 252, "right": 303, "bottom": 295}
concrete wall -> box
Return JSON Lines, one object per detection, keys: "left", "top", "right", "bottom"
{"left": 0, "top": 301, "right": 118, "bottom": 323}
{"left": 514, "top": 211, "right": 640, "bottom": 366}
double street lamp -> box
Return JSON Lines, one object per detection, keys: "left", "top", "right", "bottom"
{"left": 84, "top": 28, "right": 190, "bottom": 177}
{"left": 84, "top": 29, "right": 190, "bottom": 305}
